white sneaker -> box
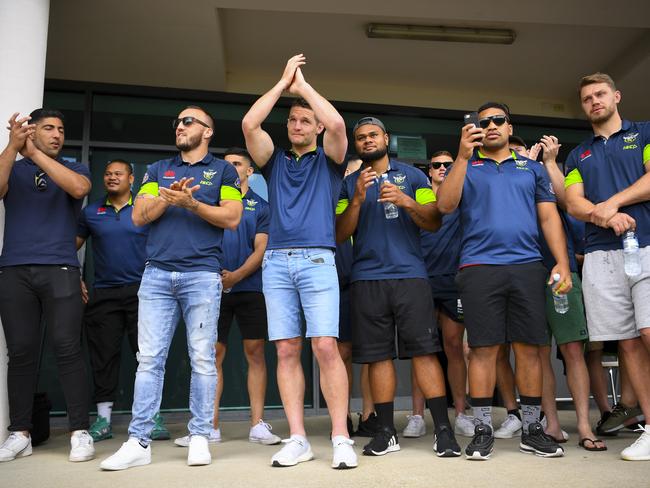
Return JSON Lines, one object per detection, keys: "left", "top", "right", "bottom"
{"left": 69, "top": 430, "right": 95, "bottom": 462}
{"left": 249, "top": 420, "right": 281, "bottom": 445}
{"left": 494, "top": 414, "right": 522, "bottom": 439}
{"left": 331, "top": 435, "right": 357, "bottom": 469}
{"left": 0, "top": 432, "right": 32, "bottom": 462}
{"left": 271, "top": 436, "right": 314, "bottom": 467}
{"left": 402, "top": 415, "right": 426, "bottom": 438}
{"left": 621, "top": 425, "right": 650, "bottom": 461}
{"left": 187, "top": 435, "right": 211, "bottom": 466}
{"left": 100, "top": 438, "right": 151, "bottom": 471}
{"left": 174, "top": 428, "right": 221, "bottom": 447}
{"left": 454, "top": 413, "right": 476, "bottom": 437}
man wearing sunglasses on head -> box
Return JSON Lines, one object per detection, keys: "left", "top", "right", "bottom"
{"left": 0, "top": 109, "right": 95, "bottom": 463}
{"left": 437, "top": 102, "right": 572, "bottom": 460}
{"left": 406, "top": 151, "right": 475, "bottom": 440}
{"left": 100, "top": 106, "right": 243, "bottom": 470}
{"left": 242, "top": 54, "right": 356, "bottom": 469}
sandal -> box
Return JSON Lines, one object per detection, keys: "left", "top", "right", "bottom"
{"left": 578, "top": 437, "right": 607, "bottom": 451}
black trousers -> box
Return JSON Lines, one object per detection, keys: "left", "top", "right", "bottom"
{"left": 0, "top": 265, "right": 89, "bottom": 432}
{"left": 84, "top": 284, "right": 139, "bottom": 403}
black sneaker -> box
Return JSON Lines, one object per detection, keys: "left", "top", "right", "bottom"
{"left": 433, "top": 425, "right": 461, "bottom": 457}
{"left": 362, "top": 426, "right": 400, "bottom": 456}
{"left": 355, "top": 412, "right": 381, "bottom": 437}
{"left": 465, "top": 423, "right": 494, "bottom": 460}
{"left": 520, "top": 421, "right": 564, "bottom": 457}
{"left": 595, "top": 411, "right": 618, "bottom": 437}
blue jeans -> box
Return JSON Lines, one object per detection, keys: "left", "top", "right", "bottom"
{"left": 262, "top": 248, "right": 339, "bottom": 341}
{"left": 128, "top": 265, "right": 221, "bottom": 442}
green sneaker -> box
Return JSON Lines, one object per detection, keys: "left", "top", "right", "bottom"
{"left": 88, "top": 415, "right": 112, "bottom": 442}
{"left": 151, "top": 412, "right": 170, "bottom": 441}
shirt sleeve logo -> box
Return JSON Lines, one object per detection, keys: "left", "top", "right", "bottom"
{"left": 548, "top": 182, "right": 555, "bottom": 195}
{"left": 141, "top": 173, "right": 149, "bottom": 184}
{"left": 234, "top": 177, "right": 241, "bottom": 188}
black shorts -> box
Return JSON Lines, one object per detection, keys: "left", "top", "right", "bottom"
{"left": 429, "top": 274, "right": 463, "bottom": 323}
{"left": 456, "top": 262, "right": 549, "bottom": 347}
{"left": 217, "top": 292, "right": 268, "bottom": 344}
{"left": 350, "top": 278, "right": 441, "bottom": 363}
{"left": 338, "top": 287, "right": 352, "bottom": 343}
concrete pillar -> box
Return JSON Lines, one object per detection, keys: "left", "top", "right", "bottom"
{"left": 0, "top": 0, "right": 50, "bottom": 435}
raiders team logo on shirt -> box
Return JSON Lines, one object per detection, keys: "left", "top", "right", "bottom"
{"left": 393, "top": 174, "right": 407, "bottom": 184}
{"left": 623, "top": 132, "right": 639, "bottom": 144}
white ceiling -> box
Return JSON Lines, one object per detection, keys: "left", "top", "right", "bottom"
{"left": 46, "top": 0, "right": 650, "bottom": 120}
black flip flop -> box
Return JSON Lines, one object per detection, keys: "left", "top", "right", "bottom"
{"left": 578, "top": 438, "right": 607, "bottom": 451}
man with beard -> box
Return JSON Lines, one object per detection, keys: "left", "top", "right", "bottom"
{"left": 100, "top": 106, "right": 243, "bottom": 470}
{"left": 437, "top": 102, "right": 571, "bottom": 460}
{"left": 0, "top": 109, "right": 95, "bottom": 463}
{"left": 565, "top": 73, "right": 650, "bottom": 461}
{"left": 242, "top": 55, "right": 356, "bottom": 469}
{"left": 76, "top": 160, "right": 169, "bottom": 443}
{"left": 336, "top": 117, "right": 462, "bottom": 458}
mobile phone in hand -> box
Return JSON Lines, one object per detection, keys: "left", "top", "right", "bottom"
{"left": 464, "top": 112, "right": 480, "bottom": 128}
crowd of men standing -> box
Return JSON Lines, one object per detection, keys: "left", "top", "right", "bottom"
{"left": 0, "top": 55, "right": 648, "bottom": 472}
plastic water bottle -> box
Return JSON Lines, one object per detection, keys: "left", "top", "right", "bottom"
{"left": 551, "top": 273, "right": 569, "bottom": 314}
{"left": 379, "top": 174, "right": 399, "bottom": 219}
{"left": 622, "top": 230, "right": 642, "bottom": 277}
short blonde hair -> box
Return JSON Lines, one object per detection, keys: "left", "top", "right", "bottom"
{"left": 578, "top": 73, "right": 617, "bottom": 96}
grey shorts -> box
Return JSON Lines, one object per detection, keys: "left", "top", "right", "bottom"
{"left": 582, "top": 247, "right": 650, "bottom": 341}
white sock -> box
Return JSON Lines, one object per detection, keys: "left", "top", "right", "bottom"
{"left": 97, "top": 402, "right": 113, "bottom": 423}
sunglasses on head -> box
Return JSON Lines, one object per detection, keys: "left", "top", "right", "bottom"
{"left": 479, "top": 115, "right": 508, "bottom": 129}
{"left": 172, "top": 116, "right": 210, "bottom": 130}
{"left": 430, "top": 161, "right": 453, "bottom": 170}
{"left": 34, "top": 171, "right": 47, "bottom": 192}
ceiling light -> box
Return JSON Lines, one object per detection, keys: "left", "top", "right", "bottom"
{"left": 366, "top": 23, "right": 516, "bottom": 45}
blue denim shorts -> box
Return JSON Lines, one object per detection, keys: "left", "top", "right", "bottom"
{"left": 262, "top": 248, "right": 339, "bottom": 341}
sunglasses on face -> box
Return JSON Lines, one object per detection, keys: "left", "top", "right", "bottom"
{"left": 34, "top": 171, "right": 47, "bottom": 191}
{"left": 430, "top": 161, "right": 453, "bottom": 170}
{"left": 478, "top": 115, "right": 508, "bottom": 129}
{"left": 172, "top": 116, "right": 210, "bottom": 130}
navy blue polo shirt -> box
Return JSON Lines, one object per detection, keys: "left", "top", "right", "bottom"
{"left": 538, "top": 210, "right": 578, "bottom": 273}
{"left": 457, "top": 150, "right": 556, "bottom": 267}
{"left": 420, "top": 208, "right": 461, "bottom": 277}
{"left": 138, "top": 153, "right": 242, "bottom": 272}
{"left": 221, "top": 188, "right": 269, "bottom": 293}
{"left": 78, "top": 195, "right": 149, "bottom": 288}
{"left": 335, "top": 237, "right": 354, "bottom": 290}
{"left": 0, "top": 157, "right": 90, "bottom": 267}
{"left": 565, "top": 120, "right": 650, "bottom": 253}
{"left": 337, "top": 160, "right": 436, "bottom": 282}
{"left": 262, "top": 147, "right": 345, "bottom": 250}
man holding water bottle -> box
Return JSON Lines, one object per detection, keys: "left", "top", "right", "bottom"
{"left": 565, "top": 72, "right": 650, "bottom": 461}
{"left": 336, "top": 117, "right": 463, "bottom": 459}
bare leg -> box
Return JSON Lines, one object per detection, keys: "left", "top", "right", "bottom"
{"left": 243, "top": 339, "right": 267, "bottom": 426}
{"left": 616, "top": 339, "right": 650, "bottom": 422}
{"left": 312, "top": 336, "right": 349, "bottom": 438}
{"left": 539, "top": 345, "right": 562, "bottom": 438}
{"left": 275, "top": 338, "right": 305, "bottom": 436}
{"left": 360, "top": 363, "right": 374, "bottom": 419}
{"left": 586, "top": 348, "right": 611, "bottom": 414}
{"left": 337, "top": 341, "right": 353, "bottom": 402}
{"left": 560, "top": 341, "right": 604, "bottom": 447}
{"left": 496, "top": 344, "right": 518, "bottom": 410}
{"left": 410, "top": 365, "right": 425, "bottom": 416}
{"left": 440, "top": 312, "right": 468, "bottom": 415}
{"left": 469, "top": 345, "right": 499, "bottom": 398}
{"left": 512, "top": 343, "right": 543, "bottom": 397}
